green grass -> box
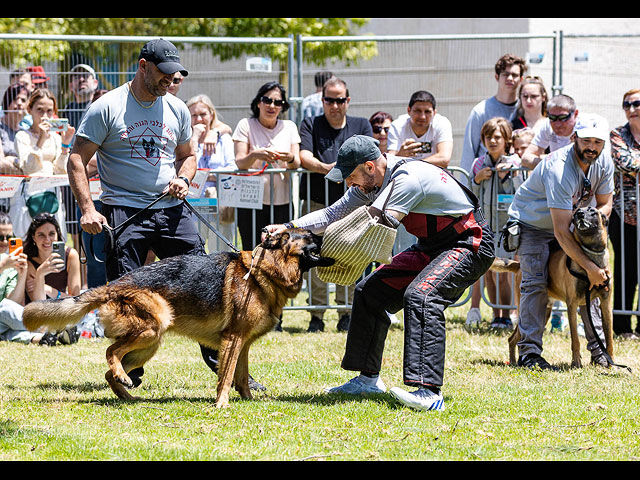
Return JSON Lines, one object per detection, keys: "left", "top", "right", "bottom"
{"left": 2, "top": 300, "right": 640, "bottom": 461}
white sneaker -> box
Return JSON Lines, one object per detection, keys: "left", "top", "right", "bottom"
{"left": 389, "top": 387, "right": 445, "bottom": 411}
{"left": 324, "top": 375, "right": 387, "bottom": 395}
{"left": 388, "top": 311, "right": 401, "bottom": 324}
{"left": 465, "top": 307, "right": 482, "bottom": 330}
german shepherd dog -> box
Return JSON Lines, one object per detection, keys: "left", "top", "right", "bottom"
{"left": 492, "top": 207, "right": 614, "bottom": 368}
{"left": 23, "top": 229, "right": 334, "bottom": 408}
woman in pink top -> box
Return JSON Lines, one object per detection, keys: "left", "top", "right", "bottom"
{"left": 232, "top": 81, "right": 301, "bottom": 249}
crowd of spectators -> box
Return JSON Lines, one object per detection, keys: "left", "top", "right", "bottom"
{"left": 0, "top": 52, "right": 639, "bottom": 347}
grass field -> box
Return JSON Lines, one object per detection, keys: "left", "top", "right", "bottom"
{"left": 1, "top": 298, "right": 640, "bottom": 461}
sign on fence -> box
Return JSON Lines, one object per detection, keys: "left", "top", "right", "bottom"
{"left": 217, "top": 174, "right": 264, "bottom": 209}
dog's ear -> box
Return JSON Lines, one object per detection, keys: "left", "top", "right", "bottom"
{"left": 600, "top": 211, "right": 609, "bottom": 228}
{"left": 263, "top": 231, "right": 289, "bottom": 249}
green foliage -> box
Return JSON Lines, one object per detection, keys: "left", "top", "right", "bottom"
{"left": 0, "top": 18, "right": 377, "bottom": 69}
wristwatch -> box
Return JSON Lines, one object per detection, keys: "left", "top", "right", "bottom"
{"left": 178, "top": 176, "right": 190, "bottom": 188}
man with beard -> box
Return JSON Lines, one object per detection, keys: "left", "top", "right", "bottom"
{"left": 64, "top": 64, "right": 99, "bottom": 129}
{"left": 67, "top": 38, "right": 207, "bottom": 388}
{"left": 264, "top": 135, "right": 496, "bottom": 411}
{"left": 507, "top": 119, "right": 614, "bottom": 370}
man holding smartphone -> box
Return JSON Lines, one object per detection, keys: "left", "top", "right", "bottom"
{"left": 387, "top": 90, "right": 453, "bottom": 168}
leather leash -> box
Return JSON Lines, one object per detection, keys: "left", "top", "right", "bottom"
{"left": 565, "top": 257, "right": 631, "bottom": 372}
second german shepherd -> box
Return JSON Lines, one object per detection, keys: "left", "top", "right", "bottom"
{"left": 23, "top": 228, "right": 334, "bottom": 408}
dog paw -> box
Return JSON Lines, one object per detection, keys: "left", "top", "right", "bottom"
{"left": 115, "top": 374, "right": 134, "bottom": 389}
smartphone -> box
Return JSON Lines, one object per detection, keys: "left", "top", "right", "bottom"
{"left": 420, "top": 141, "right": 432, "bottom": 153}
{"left": 51, "top": 241, "right": 66, "bottom": 270}
{"left": 8, "top": 237, "right": 22, "bottom": 254}
{"left": 49, "top": 118, "right": 69, "bottom": 133}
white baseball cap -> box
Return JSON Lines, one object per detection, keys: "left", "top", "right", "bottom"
{"left": 573, "top": 114, "right": 609, "bottom": 141}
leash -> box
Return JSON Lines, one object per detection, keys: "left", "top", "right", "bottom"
{"left": 565, "top": 257, "right": 632, "bottom": 372}
{"left": 79, "top": 190, "right": 241, "bottom": 264}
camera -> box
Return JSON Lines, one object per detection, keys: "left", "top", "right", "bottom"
{"left": 419, "top": 141, "right": 432, "bottom": 153}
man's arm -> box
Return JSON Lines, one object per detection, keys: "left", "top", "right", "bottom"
{"left": 424, "top": 140, "right": 453, "bottom": 169}
{"left": 67, "top": 136, "right": 105, "bottom": 234}
{"left": 521, "top": 143, "right": 546, "bottom": 170}
{"left": 299, "top": 149, "right": 333, "bottom": 174}
{"left": 550, "top": 207, "right": 610, "bottom": 290}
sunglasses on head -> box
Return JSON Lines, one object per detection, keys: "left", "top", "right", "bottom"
{"left": 0, "top": 234, "right": 15, "bottom": 241}
{"left": 323, "top": 96, "right": 348, "bottom": 105}
{"left": 623, "top": 100, "right": 640, "bottom": 110}
{"left": 260, "top": 96, "right": 285, "bottom": 107}
{"left": 548, "top": 111, "right": 574, "bottom": 122}
{"left": 372, "top": 125, "right": 390, "bottom": 134}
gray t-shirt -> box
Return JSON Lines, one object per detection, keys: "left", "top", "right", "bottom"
{"left": 294, "top": 156, "right": 474, "bottom": 234}
{"left": 508, "top": 143, "right": 614, "bottom": 232}
{"left": 76, "top": 83, "right": 192, "bottom": 209}
{"left": 460, "top": 96, "right": 518, "bottom": 175}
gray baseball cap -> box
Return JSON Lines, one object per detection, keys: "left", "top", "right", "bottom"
{"left": 325, "top": 135, "right": 382, "bottom": 183}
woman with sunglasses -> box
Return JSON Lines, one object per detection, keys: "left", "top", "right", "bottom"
{"left": 511, "top": 76, "right": 548, "bottom": 132}
{"left": 609, "top": 89, "right": 640, "bottom": 340}
{"left": 232, "top": 81, "right": 301, "bottom": 249}
{"left": 369, "top": 111, "right": 393, "bottom": 153}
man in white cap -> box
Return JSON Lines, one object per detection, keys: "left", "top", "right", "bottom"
{"left": 65, "top": 63, "right": 100, "bottom": 129}
{"left": 507, "top": 117, "right": 614, "bottom": 370}
{"left": 264, "top": 135, "right": 496, "bottom": 411}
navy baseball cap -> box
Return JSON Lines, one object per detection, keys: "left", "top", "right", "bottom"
{"left": 325, "top": 135, "right": 382, "bottom": 183}
{"left": 139, "top": 38, "right": 189, "bottom": 77}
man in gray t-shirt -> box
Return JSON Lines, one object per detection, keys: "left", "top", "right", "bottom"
{"left": 507, "top": 120, "right": 614, "bottom": 369}
{"left": 264, "top": 135, "right": 495, "bottom": 411}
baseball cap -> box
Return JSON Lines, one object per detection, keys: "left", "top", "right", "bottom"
{"left": 139, "top": 38, "right": 188, "bottom": 77}
{"left": 573, "top": 114, "right": 609, "bottom": 141}
{"left": 71, "top": 63, "right": 96, "bottom": 78}
{"left": 325, "top": 135, "right": 382, "bottom": 183}
{"left": 27, "top": 66, "right": 50, "bottom": 84}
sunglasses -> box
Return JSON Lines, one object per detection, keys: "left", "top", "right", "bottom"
{"left": 623, "top": 100, "right": 640, "bottom": 110}
{"left": 172, "top": 77, "right": 183, "bottom": 85}
{"left": 579, "top": 177, "right": 592, "bottom": 202}
{"left": 372, "top": 125, "right": 390, "bottom": 134}
{"left": 548, "top": 111, "right": 574, "bottom": 122}
{"left": 260, "top": 96, "right": 285, "bottom": 107}
{"left": 0, "top": 234, "right": 15, "bottom": 241}
{"left": 323, "top": 96, "right": 348, "bottom": 105}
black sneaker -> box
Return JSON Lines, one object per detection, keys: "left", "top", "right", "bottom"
{"left": 590, "top": 353, "right": 610, "bottom": 368}
{"left": 517, "top": 353, "right": 558, "bottom": 371}
{"left": 336, "top": 313, "right": 351, "bottom": 332}
{"left": 38, "top": 331, "right": 58, "bottom": 346}
{"left": 57, "top": 326, "right": 80, "bottom": 345}
{"left": 248, "top": 375, "right": 267, "bottom": 391}
{"left": 307, "top": 316, "right": 325, "bottom": 333}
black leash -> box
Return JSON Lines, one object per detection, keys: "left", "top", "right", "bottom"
{"left": 79, "top": 191, "right": 240, "bottom": 264}
{"left": 565, "top": 257, "right": 631, "bottom": 372}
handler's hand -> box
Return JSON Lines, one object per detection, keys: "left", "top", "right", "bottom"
{"left": 80, "top": 208, "right": 108, "bottom": 235}
{"left": 587, "top": 264, "right": 611, "bottom": 291}
{"left": 261, "top": 224, "right": 287, "bottom": 242}
{"left": 164, "top": 177, "right": 190, "bottom": 200}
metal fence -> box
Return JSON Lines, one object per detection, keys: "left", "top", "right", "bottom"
{"left": 0, "top": 31, "right": 639, "bottom": 321}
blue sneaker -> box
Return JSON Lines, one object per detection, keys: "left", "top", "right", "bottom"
{"left": 389, "top": 387, "right": 445, "bottom": 411}
{"left": 324, "top": 375, "right": 387, "bottom": 395}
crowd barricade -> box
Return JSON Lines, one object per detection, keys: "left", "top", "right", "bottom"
{"left": 5, "top": 167, "right": 637, "bottom": 322}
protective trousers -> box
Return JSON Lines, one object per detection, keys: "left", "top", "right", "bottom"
{"left": 341, "top": 207, "right": 495, "bottom": 387}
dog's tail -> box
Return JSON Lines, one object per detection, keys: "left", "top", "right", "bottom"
{"left": 23, "top": 286, "right": 111, "bottom": 333}
{"left": 490, "top": 257, "right": 521, "bottom": 273}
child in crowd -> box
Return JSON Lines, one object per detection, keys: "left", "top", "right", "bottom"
{"left": 467, "top": 117, "right": 523, "bottom": 330}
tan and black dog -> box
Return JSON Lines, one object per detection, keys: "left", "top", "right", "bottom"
{"left": 23, "top": 228, "right": 334, "bottom": 408}
{"left": 492, "top": 207, "right": 614, "bottom": 368}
